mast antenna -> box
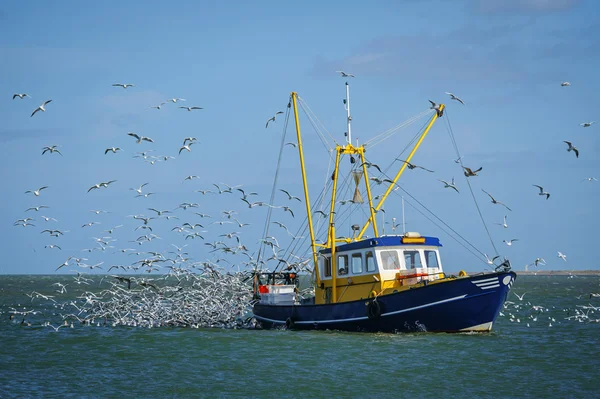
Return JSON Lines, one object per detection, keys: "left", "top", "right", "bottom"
{"left": 344, "top": 82, "right": 352, "bottom": 144}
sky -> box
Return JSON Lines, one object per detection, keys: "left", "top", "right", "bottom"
{"left": 1, "top": 0, "right": 598, "bottom": 274}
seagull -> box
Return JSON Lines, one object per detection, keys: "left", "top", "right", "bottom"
{"left": 481, "top": 189, "right": 512, "bottom": 211}
{"left": 42, "top": 145, "right": 62, "bottom": 155}
{"left": 453, "top": 156, "right": 464, "bottom": 164}
{"left": 127, "top": 132, "right": 154, "bottom": 144}
{"left": 265, "top": 111, "right": 284, "bottom": 128}
{"left": 563, "top": 141, "right": 579, "bottom": 158}
{"left": 336, "top": 71, "right": 355, "bottom": 78}
{"left": 494, "top": 215, "right": 508, "bottom": 228}
{"left": 25, "top": 186, "right": 48, "bottom": 196}
{"left": 150, "top": 102, "right": 167, "bottom": 110}
{"left": 105, "top": 147, "right": 122, "bottom": 154}
{"left": 514, "top": 292, "right": 526, "bottom": 301}
{"left": 397, "top": 159, "right": 434, "bottom": 172}
{"left": 179, "top": 142, "right": 194, "bottom": 154}
{"left": 533, "top": 185, "right": 550, "bottom": 200}
{"left": 533, "top": 257, "right": 545, "bottom": 267}
{"left": 279, "top": 189, "right": 302, "bottom": 202}
{"left": 112, "top": 83, "right": 135, "bottom": 89}
{"left": 25, "top": 205, "right": 49, "bottom": 212}
{"left": 445, "top": 92, "right": 465, "bottom": 105}
{"left": 169, "top": 98, "right": 186, "bottom": 103}
{"left": 130, "top": 183, "right": 149, "bottom": 194}
{"left": 13, "top": 93, "right": 31, "bottom": 99}
{"left": 561, "top": 82, "right": 571, "bottom": 86}
{"left": 30, "top": 100, "right": 52, "bottom": 117}
{"left": 183, "top": 137, "right": 197, "bottom": 146}
{"left": 44, "top": 244, "right": 62, "bottom": 250}
{"left": 438, "top": 178, "right": 459, "bottom": 193}
{"left": 503, "top": 239, "right": 519, "bottom": 246}
{"left": 557, "top": 251, "right": 567, "bottom": 262}
{"left": 285, "top": 142, "right": 297, "bottom": 148}
{"left": 360, "top": 161, "right": 383, "bottom": 174}
{"left": 179, "top": 106, "right": 203, "bottom": 112}
{"left": 582, "top": 177, "right": 598, "bottom": 182}
{"left": 463, "top": 166, "right": 482, "bottom": 177}
{"left": 580, "top": 122, "right": 595, "bottom": 127}
{"left": 428, "top": 100, "right": 443, "bottom": 117}
{"left": 484, "top": 254, "right": 500, "bottom": 265}
{"left": 183, "top": 175, "right": 199, "bottom": 182}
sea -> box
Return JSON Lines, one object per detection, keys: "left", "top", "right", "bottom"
{"left": 1, "top": 274, "right": 599, "bottom": 399}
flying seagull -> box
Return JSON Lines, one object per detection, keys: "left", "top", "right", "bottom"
{"left": 582, "top": 177, "right": 598, "bottom": 182}
{"left": 266, "top": 111, "right": 284, "bottom": 128}
{"left": 105, "top": 147, "right": 122, "bottom": 154}
{"left": 25, "top": 186, "right": 48, "bottom": 196}
{"left": 31, "top": 100, "right": 52, "bottom": 117}
{"left": 127, "top": 132, "right": 154, "bottom": 144}
{"left": 463, "top": 166, "right": 482, "bottom": 177}
{"left": 13, "top": 93, "right": 31, "bottom": 100}
{"left": 484, "top": 254, "right": 500, "bottom": 265}
{"left": 503, "top": 239, "right": 519, "bottom": 246}
{"left": 150, "top": 102, "right": 167, "bottom": 110}
{"left": 445, "top": 92, "right": 465, "bottom": 105}
{"left": 438, "top": 178, "right": 459, "bottom": 193}
{"left": 533, "top": 184, "right": 550, "bottom": 200}
{"left": 168, "top": 98, "right": 186, "bottom": 103}
{"left": 563, "top": 141, "right": 579, "bottom": 158}
{"left": 179, "top": 142, "right": 194, "bottom": 154}
{"left": 560, "top": 82, "right": 571, "bottom": 86}
{"left": 112, "top": 83, "right": 135, "bottom": 89}
{"left": 42, "top": 145, "right": 62, "bottom": 155}
{"left": 428, "top": 100, "right": 443, "bottom": 117}
{"left": 557, "top": 251, "right": 567, "bottom": 262}
{"left": 494, "top": 215, "right": 508, "bottom": 229}
{"left": 580, "top": 122, "right": 595, "bottom": 127}
{"left": 179, "top": 106, "right": 203, "bottom": 112}
{"left": 482, "top": 189, "right": 512, "bottom": 211}
{"left": 336, "top": 71, "right": 355, "bottom": 78}
{"left": 397, "top": 159, "right": 434, "bottom": 172}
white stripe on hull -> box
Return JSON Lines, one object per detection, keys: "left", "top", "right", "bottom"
{"left": 255, "top": 294, "right": 468, "bottom": 325}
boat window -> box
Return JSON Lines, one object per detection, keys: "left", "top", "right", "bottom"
{"left": 323, "top": 256, "right": 331, "bottom": 277}
{"left": 404, "top": 250, "right": 423, "bottom": 269}
{"left": 381, "top": 250, "right": 401, "bottom": 270}
{"left": 338, "top": 255, "right": 349, "bottom": 275}
{"left": 366, "top": 251, "right": 376, "bottom": 272}
{"left": 351, "top": 253, "right": 363, "bottom": 274}
{"left": 424, "top": 250, "right": 439, "bottom": 268}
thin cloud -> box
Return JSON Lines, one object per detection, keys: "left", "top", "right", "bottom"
{"left": 471, "top": 0, "right": 580, "bottom": 14}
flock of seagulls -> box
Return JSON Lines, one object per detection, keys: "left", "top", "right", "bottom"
{"left": 9, "top": 81, "right": 317, "bottom": 331}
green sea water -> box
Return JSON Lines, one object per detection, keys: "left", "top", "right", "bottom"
{"left": 1, "top": 275, "right": 599, "bottom": 398}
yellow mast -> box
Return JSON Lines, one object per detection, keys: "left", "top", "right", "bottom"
{"left": 356, "top": 105, "right": 444, "bottom": 240}
{"left": 291, "top": 92, "right": 320, "bottom": 285}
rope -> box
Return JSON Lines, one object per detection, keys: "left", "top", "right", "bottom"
{"left": 364, "top": 109, "right": 433, "bottom": 148}
{"left": 444, "top": 110, "right": 499, "bottom": 258}
{"left": 256, "top": 98, "right": 293, "bottom": 270}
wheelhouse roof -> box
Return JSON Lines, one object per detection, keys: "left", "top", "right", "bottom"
{"left": 319, "top": 235, "right": 442, "bottom": 255}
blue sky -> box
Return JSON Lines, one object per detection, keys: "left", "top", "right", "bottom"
{"left": 1, "top": 0, "right": 598, "bottom": 274}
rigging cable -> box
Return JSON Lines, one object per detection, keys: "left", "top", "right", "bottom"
{"left": 444, "top": 110, "right": 500, "bottom": 258}
{"left": 256, "top": 97, "right": 293, "bottom": 271}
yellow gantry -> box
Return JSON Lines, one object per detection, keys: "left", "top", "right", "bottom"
{"left": 291, "top": 93, "right": 320, "bottom": 286}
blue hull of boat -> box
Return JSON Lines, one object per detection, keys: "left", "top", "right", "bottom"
{"left": 253, "top": 271, "right": 516, "bottom": 333}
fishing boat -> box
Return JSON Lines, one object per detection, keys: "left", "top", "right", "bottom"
{"left": 252, "top": 84, "right": 516, "bottom": 333}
